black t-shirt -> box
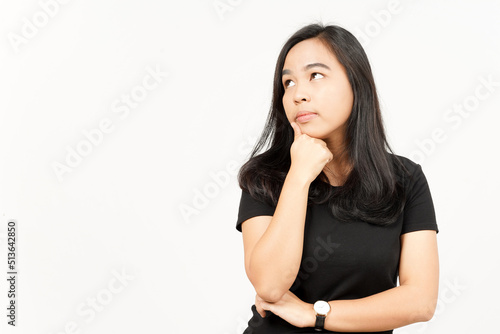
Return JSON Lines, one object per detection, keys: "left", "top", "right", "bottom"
{"left": 235, "top": 155, "right": 439, "bottom": 334}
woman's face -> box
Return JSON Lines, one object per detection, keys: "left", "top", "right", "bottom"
{"left": 282, "top": 37, "right": 354, "bottom": 147}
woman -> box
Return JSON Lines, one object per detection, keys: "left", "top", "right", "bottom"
{"left": 235, "top": 22, "right": 439, "bottom": 333}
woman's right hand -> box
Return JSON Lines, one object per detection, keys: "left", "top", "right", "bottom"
{"left": 289, "top": 122, "right": 333, "bottom": 184}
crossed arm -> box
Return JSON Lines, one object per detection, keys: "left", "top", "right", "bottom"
{"left": 255, "top": 230, "right": 439, "bottom": 332}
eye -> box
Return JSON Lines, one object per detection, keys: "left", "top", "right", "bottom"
{"left": 284, "top": 79, "right": 295, "bottom": 88}
{"left": 312, "top": 72, "right": 324, "bottom": 80}
{"left": 284, "top": 73, "right": 324, "bottom": 89}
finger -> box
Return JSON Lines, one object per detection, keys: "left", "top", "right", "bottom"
{"left": 290, "top": 122, "right": 302, "bottom": 139}
{"left": 255, "top": 303, "right": 267, "bottom": 318}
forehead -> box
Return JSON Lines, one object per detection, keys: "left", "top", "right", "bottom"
{"left": 283, "top": 38, "right": 338, "bottom": 70}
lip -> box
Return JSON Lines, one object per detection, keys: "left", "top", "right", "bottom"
{"left": 296, "top": 111, "right": 316, "bottom": 118}
{"left": 296, "top": 111, "right": 318, "bottom": 123}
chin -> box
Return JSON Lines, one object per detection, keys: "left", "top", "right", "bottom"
{"left": 303, "top": 130, "right": 328, "bottom": 139}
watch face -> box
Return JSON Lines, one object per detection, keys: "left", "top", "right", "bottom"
{"left": 314, "top": 301, "right": 330, "bottom": 315}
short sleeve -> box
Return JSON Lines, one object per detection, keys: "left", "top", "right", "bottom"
{"left": 401, "top": 164, "right": 439, "bottom": 235}
{"left": 235, "top": 189, "right": 276, "bottom": 233}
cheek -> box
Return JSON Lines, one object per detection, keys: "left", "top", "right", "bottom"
{"left": 282, "top": 96, "right": 293, "bottom": 121}
{"left": 325, "top": 85, "right": 353, "bottom": 108}
{"left": 338, "top": 81, "right": 354, "bottom": 106}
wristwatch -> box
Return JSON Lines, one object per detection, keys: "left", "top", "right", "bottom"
{"left": 313, "top": 300, "right": 331, "bottom": 331}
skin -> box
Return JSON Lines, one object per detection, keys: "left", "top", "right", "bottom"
{"left": 281, "top": 37, "right": 354, "bottom": 183}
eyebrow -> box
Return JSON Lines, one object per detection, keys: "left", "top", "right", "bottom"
{"left": 282, "top": 62, "right": 331, "bottom": 76}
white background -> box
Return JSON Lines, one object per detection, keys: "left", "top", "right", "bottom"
{"left": 0, "top": 0, "right": 499, "bottom": 333}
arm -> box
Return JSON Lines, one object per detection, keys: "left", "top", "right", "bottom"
{"left": 303, "top": 230, "right": 439, "bottom": 331}
{"left": 242, "top": 169, "right": 310, "bottom": 303}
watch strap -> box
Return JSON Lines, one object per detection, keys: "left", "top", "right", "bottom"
{"left": 314, "top": 314, "right": 326, "bottom": 331}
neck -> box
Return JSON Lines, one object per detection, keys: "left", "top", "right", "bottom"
{"left": 322, "top": 126, "right": 352, "bottom": 184}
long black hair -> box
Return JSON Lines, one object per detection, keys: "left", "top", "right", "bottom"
{"left": 237, "top": 22, "right": 412, "bottom": 226}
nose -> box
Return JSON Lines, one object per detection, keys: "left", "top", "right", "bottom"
{"left": 293, "top": 83, "right": 310, "bottom": 104}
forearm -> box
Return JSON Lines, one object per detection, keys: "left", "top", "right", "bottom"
{"left": 306, "top": 285, "right": 435, "bottom": 332}
{"left": 249, "top": 169, "right": 310, "bottom": 302}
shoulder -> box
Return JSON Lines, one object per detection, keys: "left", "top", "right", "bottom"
{"left": 239, "top": 187, "right": 276, "bottom": 209}
{"left": 389, "top": 153, "right": 420, "bottom": 172}
{"left": 392, "top": 154, "right": 439, "bottom": 234}
{"left": 236, "top": 188, "right": 276, "bottom": 233}
{"left": 386, "top": 153, "right": 434, "bottom": 200}
{"left": 388, "top": 153, "right": 422, "bottom": 183}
